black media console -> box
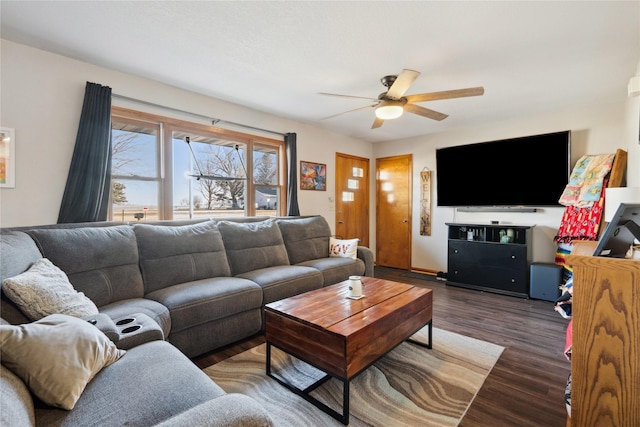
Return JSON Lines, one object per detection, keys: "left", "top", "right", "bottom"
{"left": 446, "top": 223, "right": 534, "bottom": 298}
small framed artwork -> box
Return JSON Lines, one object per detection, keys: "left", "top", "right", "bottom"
{"left": 300, "top": 161, "right": 326, "bottom": 191}
{"left": 0, "top": 127, "right": 15, "bottom": 188}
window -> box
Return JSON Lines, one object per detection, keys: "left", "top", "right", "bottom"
{"left": 110, "top": 107, "right": 285, "bottom": 221}
{"left": 253, "top": 145, "right": 280, "bottom": 216}
{"left": 111, "top": 119, "right": 161, "bottom": 222}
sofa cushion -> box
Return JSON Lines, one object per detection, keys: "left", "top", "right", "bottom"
{"left": 238, "top": 265, "right": 324, "bottom": 304}
{"left": 134, "top": 221, "right": 231, "bottom": 294}
{"left": 0, "top": 231, "right": 42, "bottom": 283}
{"left": 276, "top": 216, "right": 331, "bottom": 264}
{"left": 1, "top": 364, "right": 35, "bottom": 427}
{"left": 0, "top": 231, "right": 45, "bottom": 325}
{"left": 2, "top": 258, "right": 99, "bottom": 321}
{"left": 145, "top": 277, "right": 262, "bottom": 334}
{"left": 297, "top": 257, "right": 366, "bottom": 286}
{"left": 329, "top": 237, "right": 359, "bottom": 259}
{"left": 166, "top": 309, "right": 262, "bottom": 359}
{"left": 35, "top": 340, "right": 228, "bottom": 426}
{"left": 217, "top": 220, "right": 290, "bottom": 276}
{"left": 154, "top": 393, "right": 274, "bottom": 427}
{"left": 0, "top": 314, "right": 125, "bottom": 410}
{"left": 27, "top": 226, "right": 144, "bottom": 307}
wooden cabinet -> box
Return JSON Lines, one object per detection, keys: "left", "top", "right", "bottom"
{"left": 446, "top": 223, "right": 533, "bottom": 298}
{"left": 565, "top": 254, "right": 640, "bottom": 427}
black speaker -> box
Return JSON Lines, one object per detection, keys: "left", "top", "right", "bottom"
{"left": 529, "top": 263, "right": 563, "bottom": 302}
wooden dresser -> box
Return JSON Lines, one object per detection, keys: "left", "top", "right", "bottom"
{"left": 565, "top": 253, "right": 640, "bottom": 426}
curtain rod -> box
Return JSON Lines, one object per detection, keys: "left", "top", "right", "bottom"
{"left": 112, "top": 93, "right": 286, "bottom": 137}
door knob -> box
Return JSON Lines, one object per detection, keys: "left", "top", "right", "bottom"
{"left": 338, "top": 220, "right": 344, "bottom": 224}
{"left": 402, "top": 219, "right": 408, "bottom": 223}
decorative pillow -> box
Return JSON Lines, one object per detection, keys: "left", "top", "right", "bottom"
{"left": 2, "top": 258, "right": 99, "bottom": 321}
{"left": 0, "top": 314, "right": 125, "bottom": 410}
{"left": 329, "top": 237, "right": 359, "bottom": 259}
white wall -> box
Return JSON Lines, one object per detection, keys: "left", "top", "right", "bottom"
{"left": 625, "top": 58, "right": 640, "bottom": 187}
{"left": 2, "top": 39, "right": 638, "bottom": 275}
{"left": 0, "top": 40, "right": 373, "bottom": 232}
{"left": 375, "top": 96, "right": 640, "bottom": 272}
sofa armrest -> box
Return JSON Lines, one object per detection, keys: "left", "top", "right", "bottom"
{"left": 357, "top": 246, "right": 374, "bottom": 277}
{"left": 112, "top": 313, "right": 164, "bottom": 349}
{"left": 153, "top": 393, "right": 274, "bottom": 427}
{"left": 82, "top": 313, "right": 120, "bottom": 344}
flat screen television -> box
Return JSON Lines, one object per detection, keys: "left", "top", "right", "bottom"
{"left": 435, "top": 130, "right": 571, "bottom": 207}
{"left": 593, "top": 203, "right": 640, "bottom": 258}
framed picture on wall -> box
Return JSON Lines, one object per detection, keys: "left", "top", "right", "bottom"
{"left": 300, "top": 161, "right": 326, "bottom": 191}
{"left": 0, "top": 127, "right": 15, "bottom": 188}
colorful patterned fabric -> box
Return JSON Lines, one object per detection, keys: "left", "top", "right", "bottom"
{"left": 554, "top": 242, "right": 573, "bottom": 265}
{"left": 559, "top": 153, "right": 614, "bottom": 207}
{"left": 555, "top": 242, "right": 574, "bottom": 282}
{"left": 554, "top": 196, "right": 605, "bottom": 244}
{"left": 555, "top": 167, "right": 608, "bottom": 282}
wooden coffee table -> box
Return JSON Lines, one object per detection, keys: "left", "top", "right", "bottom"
{"left": 264, "top": 278, "right": 433, "bottom": 424}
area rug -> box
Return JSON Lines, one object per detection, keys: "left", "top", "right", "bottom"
{"left": 204, "top": 327, "right": 504, "bottom": 426}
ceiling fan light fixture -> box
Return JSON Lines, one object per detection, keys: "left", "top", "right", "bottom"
{"left": 375, "top": 101, "right": 404, "bottom": 120}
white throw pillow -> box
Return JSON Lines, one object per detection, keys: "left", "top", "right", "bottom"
{"left": 0, "top": 314, "right": 125, "bottom": 410}
{"left": 2, "top": 258, "right": 99, "bottom": 321}
{"left": 329, "top": 237, "right": 359, "bottom": 259}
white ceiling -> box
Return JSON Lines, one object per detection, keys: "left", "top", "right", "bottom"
{"left": 1, "top": 1, "right": 639, "bottom": 143}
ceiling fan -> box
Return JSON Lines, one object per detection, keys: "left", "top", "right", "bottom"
{"left": 319, "top": 69, "right": 484, "bottom": 129}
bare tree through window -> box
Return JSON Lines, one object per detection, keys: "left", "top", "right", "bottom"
{"left": 194, "top": 143, "right": 246, "bottom": 210}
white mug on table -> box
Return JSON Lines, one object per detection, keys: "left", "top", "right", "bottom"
{"left": 349, "top": 276, "right": 363, "bottom": 298}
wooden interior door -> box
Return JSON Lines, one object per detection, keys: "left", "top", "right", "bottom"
{"left": 376, "top": 154, "right": 412, "bottom": 269}
{"left": 335, "top": 153, "right": 369, "bottom": 247}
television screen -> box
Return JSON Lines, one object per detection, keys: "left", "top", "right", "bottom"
{"left": 435, "top": 130, "right": 571, "bottom": 207}
{"left": 593, "top": 203, "right": 640, "bottom": 258}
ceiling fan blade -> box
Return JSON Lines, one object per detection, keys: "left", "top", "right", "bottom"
{"left": 404, "top": 104, "right": 449, "bottom": 121}
{"left": 321, "top": 104, "right": 378, "bottom": 120}
{"left": 318, "top": 92, "right": 379, "bottom": 102}
{"left": 386, "top": 69, "right": 420, "bottom": 100}
{"left": 371, "top": 117, "right": 384, "bottom": 129}
{"left": 405, "top": 86, "right": 485, "bottom": 103}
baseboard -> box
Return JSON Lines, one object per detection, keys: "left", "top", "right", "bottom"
{"left": 410, "top": 267, "right": 438, "bottom": 275}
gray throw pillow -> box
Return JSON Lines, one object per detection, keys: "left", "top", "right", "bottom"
{"left": 217, "top": 220, "right": 290, "bottom": 275}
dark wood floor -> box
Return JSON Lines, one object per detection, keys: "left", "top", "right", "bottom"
{"left": 193, "top": 266, "right": 571, "bottom": 427}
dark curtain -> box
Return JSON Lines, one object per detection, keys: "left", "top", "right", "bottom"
{"left": 57, "top": 82, "right": 113, "bottom": 223}
{"left": 284, "top": 132, "right": 300, "bottom": 216}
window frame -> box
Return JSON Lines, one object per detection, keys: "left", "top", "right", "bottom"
{"left": 111, "top": 106, "right": 286, "bottom": 220}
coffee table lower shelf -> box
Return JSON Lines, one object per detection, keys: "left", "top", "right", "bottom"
{"left": 265, "top": 321, "right": 432, "bottom": 425}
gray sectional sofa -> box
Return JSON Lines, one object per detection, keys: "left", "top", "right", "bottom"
{"left": 0, "top": 215, "right": 374, "bottom": 426}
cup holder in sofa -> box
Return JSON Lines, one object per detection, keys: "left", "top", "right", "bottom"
{"left": 112, "top": 313, "right": 164, "bottom": 350}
